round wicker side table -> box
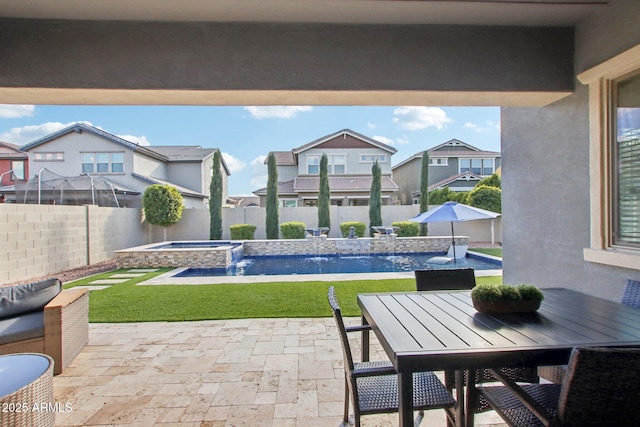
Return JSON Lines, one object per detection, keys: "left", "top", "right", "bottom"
{"left": 0, "top": 353, "right": 55, "bottom": 427}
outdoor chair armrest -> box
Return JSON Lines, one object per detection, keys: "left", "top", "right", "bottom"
{"left": 44, "top": 288, "right": 89, "bottom": 374}
{"left": 352, "top": 365, "right": 398, "bottom": 378}
{"left": 345, "top": 324, "right": 372, "bottom": 333}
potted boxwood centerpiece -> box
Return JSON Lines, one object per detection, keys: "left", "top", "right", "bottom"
{"left": 471, "top": 284, "right": 544, "bottom": 314}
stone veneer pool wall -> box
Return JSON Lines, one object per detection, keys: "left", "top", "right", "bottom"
{"left": 115, "top": 236, "right": 469, "bottom": 269}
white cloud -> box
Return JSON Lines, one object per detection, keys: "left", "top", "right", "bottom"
{"left": 464, "top": 120, "right": 500, "bottom": 134}
{"left": 372, "top": 135, "right": 410, "bottom": 146}
{"left": 392, "top": 106, "right": 452, "bottom": 131}
{"left": 367, "top": 121, "right": 376, "bottom": 129}
{"left": 117, "top": 134, "right": 151, "bottom": 146}
{"left": 221, "top": 152, "right": 246, "bottom": 173}
{"left": 250, "top": 155, "right": 268, "bottom": 188}
{"left": 396, "top": 135, "right": 410, "bottom": 145}
{"left": 0, "top": 121, "right": 87, "bottom": 145}
{"left": 244, "top": 106, "right": 313, "bottom": 119}
{"left": 0, "top": 104, "right": 35, "bottom": 119}
{"left": 372, "top": 135, "right": 394, "bottom": 146}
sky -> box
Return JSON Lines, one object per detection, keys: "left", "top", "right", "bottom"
{"left": 0, "top": 104, "right": 500, "bottom": 196}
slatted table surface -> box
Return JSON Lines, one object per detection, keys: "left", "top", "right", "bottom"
{"left": 357, "top": 288, "right": 640, "bottom": 427}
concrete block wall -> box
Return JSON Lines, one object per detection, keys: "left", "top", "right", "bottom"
{"left": 0, "top": 205, "right": 87, "bottom": 283}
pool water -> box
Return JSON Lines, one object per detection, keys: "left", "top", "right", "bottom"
{"left": 174, "top": 252, "right": 501, "bottom": 277}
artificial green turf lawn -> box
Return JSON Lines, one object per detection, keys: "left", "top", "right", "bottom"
{"left": 470, "top": 247, "right": 503, "bottom": 258}
{"left": 65, "top": 269, "right": 502, "bottom": 323}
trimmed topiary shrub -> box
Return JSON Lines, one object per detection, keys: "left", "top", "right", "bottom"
{"left": 391, "top": 221, "right": 420, "bottom": 237}
{"left": 339, "top": 221, "right": 366, "bottom": 238}
{"left": 230, "top": 224, "right": 257, "bottom": 240}
{"left": 280, "top": 221, "right": 306, "bottom": 239}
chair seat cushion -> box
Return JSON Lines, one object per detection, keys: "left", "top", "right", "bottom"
{"left": 0, "top": 278, "right": 61, "bottom": 320}
{"left": 0, "top": 311, "right": 45, "bottom": 345}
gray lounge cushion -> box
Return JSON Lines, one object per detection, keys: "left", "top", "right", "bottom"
{"left": 0, "top": 278, "right": 61, "bottom": 320}
{"left": 0, "top": 311, "right": 44, "bottom": 344}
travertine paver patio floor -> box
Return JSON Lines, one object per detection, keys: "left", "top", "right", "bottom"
{"left": 53, "top": 318, "right": 507, "bottom": 427}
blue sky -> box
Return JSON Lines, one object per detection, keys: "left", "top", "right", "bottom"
{"left": 0, "top": 105, "right": 500, "bottom": 196}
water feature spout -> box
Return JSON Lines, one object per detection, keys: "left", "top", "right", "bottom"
{"left": 348, "top": 226, "right": 356, "bottom": 239}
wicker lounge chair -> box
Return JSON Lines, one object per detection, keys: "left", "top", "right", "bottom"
{"left": 538, "top": 278, "right": 640, "bottom": 384}
{"left": 414, "top": 268, "right": 539, "bottom": 416}
{"left": 327, "top": 286, "right": 456, "bottom": 427}
{"left": 478, "top": 347, "right": 640, "bottom": 427}
{"left": 0, "top": 279, "right": 88, "bottom": 375}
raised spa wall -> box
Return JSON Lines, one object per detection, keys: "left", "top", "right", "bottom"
{"left": 115, "top": 236, "right": 468, "bottom": 269}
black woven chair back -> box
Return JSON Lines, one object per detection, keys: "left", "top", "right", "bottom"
{"left": 559, "top": 347, "right": 640, "bottom": 426}
{"left": 622, "top": 279, "right": 640, "bottom": 308}
{"left": 414, "top": 268, "right": 476, "bottom": 291}
{"left": 328, "top": 286, "right": 356, "bottom": 373}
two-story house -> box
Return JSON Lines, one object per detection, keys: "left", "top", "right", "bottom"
{"left": 9, "top": 123, "right": 229, "bottom": 208}
{"left": 254, "top": 129, "right": 399, "bottom": 206}
{"left": 392, "top": 139, "right": 501, "bottom": 205}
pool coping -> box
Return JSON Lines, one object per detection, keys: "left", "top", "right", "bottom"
{"left": 139, "top": 267, "right": 502, "bottom": 285}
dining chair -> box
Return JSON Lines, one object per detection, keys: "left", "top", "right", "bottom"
{"left": 538, "top": 278, "right": 640, "bottom": 384}
{"left": 327, "top": 286, "right": 456, "bottom": 427}
{"left": 413, "top": 268, "right": 539, "bottom": 416}
{"left": 477, "top": 347, "right": 640, "bottom": 427}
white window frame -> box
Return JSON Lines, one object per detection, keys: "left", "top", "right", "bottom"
{"left": 33, "top": 152, "right": 64, "bottom": 161}
{"left": 81, "top": 152, "right": 125, "bottom": 174}
{"left": 429, "top": 158, "right": 448, "bottom": 166}
{"left": 579, "top": 43, "right": 640, "bottom": 271}
{"left": 306, "top": 155, "right": 320, "bottom": 174}
{"left": 359, "top": 154, "right": 387, "bottom": 163}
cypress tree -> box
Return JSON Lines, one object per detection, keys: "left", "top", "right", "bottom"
{"left": 266, "top": 152, "right": 279, "bottom": 239}
{"left": 318, "top": 153, "right": 331, "bottom": 229}
{"left": 209, "top": 150, "right": 223, "bottom": 240}
{"left": 419, "top": 150, "right": 430, "bottom": 236}
{"left": 369, "top": 161, "right": 382, "bottom": 236}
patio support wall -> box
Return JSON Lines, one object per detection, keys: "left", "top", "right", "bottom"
{"left": 502, "top": 0, "right": 640, "bottom": 300}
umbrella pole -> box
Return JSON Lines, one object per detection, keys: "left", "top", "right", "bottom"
{"left": 451, "top": 221, "right": 457, "bottom": 263}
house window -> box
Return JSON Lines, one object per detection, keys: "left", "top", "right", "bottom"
{"left": 459, "top": 158, "right": 494, "bottom": 175}
{"left": 34, "top": 152, "right": 63, "bottom": 161}
{"left": 82, "top": 152, "right": 125, "bottom": 174}
{"left": 11, "top": 160, "right": 25, "bottom": 180}
{"left": 328, "top": 155, "right": 346, "bottom": 174}
{"left": 579, "top": 43, "right": 640, "bottom": 270}
{"left": 429, "top": 158, "right": 448, "bottom": 166}
{"left": 612, "top": 71, "right": 640, "bottom": 248}
{"left": 307, "top": 156, "right": 320, "bottom": 174}
{"left": 280, "top": 199, "right": 297, "bottom": 207}
{"left": 82, "top": 153, "right": 94, "bottom": 173}
{"left": 360, "top": 154, "right": 387, "bottom": 163}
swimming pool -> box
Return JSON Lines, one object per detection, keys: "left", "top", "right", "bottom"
{"left": 174, "top": 252, "right": 501, "bottom": 277}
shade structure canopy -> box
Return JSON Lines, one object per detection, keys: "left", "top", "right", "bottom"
{"left": 409, "top": 201, "right": 500, "bottom": 262}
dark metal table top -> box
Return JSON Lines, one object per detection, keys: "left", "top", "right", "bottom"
{"left": 357, "top": 288, "right": 640, "bottom": 372}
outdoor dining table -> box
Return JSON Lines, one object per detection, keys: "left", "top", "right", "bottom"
{"left": 357, "top": 288, "right": 640, "bottom": 427}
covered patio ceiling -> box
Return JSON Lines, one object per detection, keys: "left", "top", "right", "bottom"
{"left": 0, "top": 0, "right": 605, "bottom": 107}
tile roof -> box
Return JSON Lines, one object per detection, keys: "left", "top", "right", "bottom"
{"left": 131, "top": 173, "right": 206, "bottom": 198}
{"left": 293, "top": 128, "right": 397, "bottom": 154}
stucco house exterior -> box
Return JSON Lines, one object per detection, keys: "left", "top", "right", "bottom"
{"left": 254, "top": 129, "right": 399, "bottom": 206}
{"left": 0, "top": 141, "right": 28, "bottom": 190}
{"left": 393, "top": 139, "right": 501, "bottom": 205}
{"left": 16, "top": 123, "right": 229, "bottom": 208}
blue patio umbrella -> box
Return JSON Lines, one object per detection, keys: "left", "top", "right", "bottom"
{"left": 409, "top": 201, "right": 500, "bottom": 261}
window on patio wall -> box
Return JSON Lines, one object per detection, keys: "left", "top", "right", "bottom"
{"left": 580, "top": 43, "right": 640, "bottom": 270}
{"left": 613, "top": 72, "right": 640, "bottom": 248}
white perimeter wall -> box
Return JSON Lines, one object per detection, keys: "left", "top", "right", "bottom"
{"left": 1, "top": 204, "right": 501, "bottom": 283}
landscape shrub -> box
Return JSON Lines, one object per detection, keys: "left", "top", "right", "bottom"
{"left": 230, "top": 224, "right": 257, "bottom": 240}
{"left": 391, "top": 221, "right": 420, "bottom": 237}
{"left": 280, "top": 221, "right": 306, "bottom": 239}
{"left": 339, "top": 221, "right": 366, "bottom": 237}
{"left": 468, "top": 185, "right": 501, "bottom": 213}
